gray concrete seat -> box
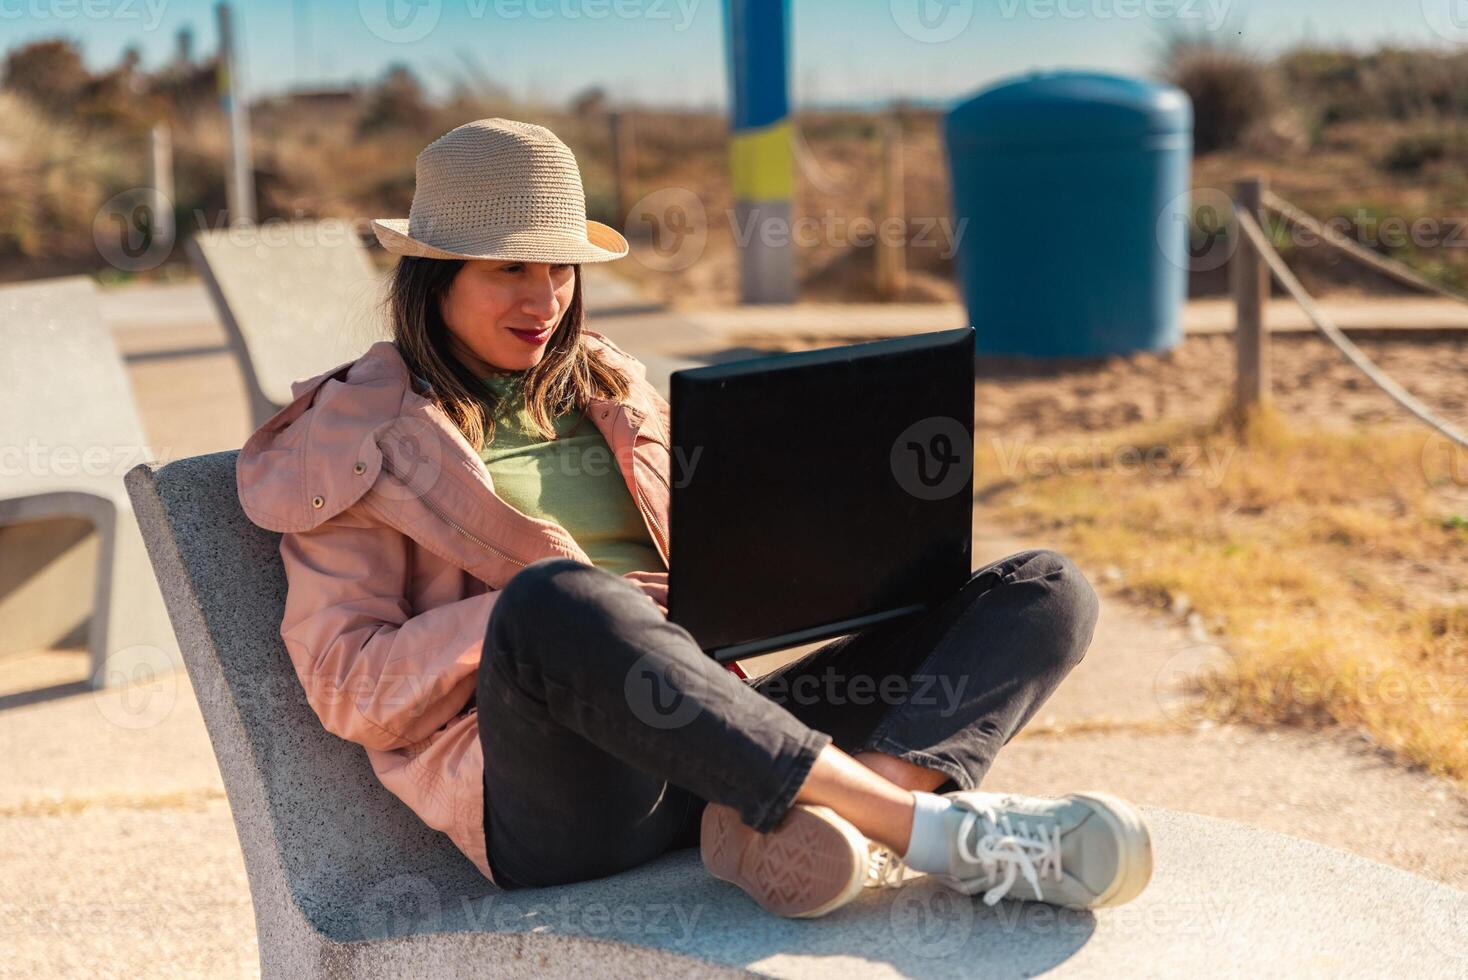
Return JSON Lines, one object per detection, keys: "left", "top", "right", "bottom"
{"left": 125, "top": 451, "right": 1465, "bottom": 978}
{"left": 0, "top": 276, "right": 179, "bottom": 687}
{"left": 186, "top": 223, "right": 389, "bottom": 427}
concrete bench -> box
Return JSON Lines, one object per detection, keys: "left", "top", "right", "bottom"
{"left": 186, "top": 223, "right": 389, "bottom": 428}
{"left": 124, "top": 451, "right": 1464, "bottom": 978}
{"left": 0, "top": 277, "right": 180, "bottom": 687}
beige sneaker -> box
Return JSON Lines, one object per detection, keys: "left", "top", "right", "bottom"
{"left": 700, "top": 802, "right": 870, "bottom": 918}
{"left": 933, "top": 790, "right": 1153, "bottom": 908}
{"left": 864, "top": 840, "right": 914, "bottom": 889}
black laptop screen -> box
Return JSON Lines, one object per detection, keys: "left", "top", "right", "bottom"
{"left": 667, "top": 326, "right": 974, "bottom": 660}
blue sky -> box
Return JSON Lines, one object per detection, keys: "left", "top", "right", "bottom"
{"left": 0, "top": 0, "right": 1456, "bottom": 109}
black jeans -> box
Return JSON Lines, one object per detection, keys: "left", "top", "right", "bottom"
{"left": 477, "top": 549, "right": 1099, "bottom": 890}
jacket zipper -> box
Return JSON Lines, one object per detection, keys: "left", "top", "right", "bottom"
{"left": 631, "top": 426, "right": 672, "bottom": 566}
{"left": 635, "top": 481, "right": 669, "bottom": 567}
{"left": 377, "top": 456, "right": 528, "bottom": 568}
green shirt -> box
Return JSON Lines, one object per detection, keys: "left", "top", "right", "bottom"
{"left": 475, "top": 370, "right": 662, "bottom": 578}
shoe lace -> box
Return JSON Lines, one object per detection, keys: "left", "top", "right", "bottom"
{"left": 864, "top": 840, "right": 909, "bottom": 889}
{"left": 953, "top": 800, "right": 1063, "bottom": 906}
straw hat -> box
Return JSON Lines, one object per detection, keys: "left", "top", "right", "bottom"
{"left": 371, "top": 118, "right": 628, "bottom": 264}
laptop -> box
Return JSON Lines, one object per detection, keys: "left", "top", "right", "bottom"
{"left": 666, "top": 326, "right": 976, "bottom": 662}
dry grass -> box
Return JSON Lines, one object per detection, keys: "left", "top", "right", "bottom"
{"left": 0, "top": 91, "right": 137, "bottom": 269}
{"left": 977, "top": 406, "right": 1468, "bottom": 783}
{"left": 0, "top": 787, "right": 226, "bottom": 818}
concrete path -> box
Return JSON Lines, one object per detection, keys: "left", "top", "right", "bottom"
{"left": 638, "top": 295, "right": 1468, "bottom": 348}
{"left": 2, "top": 268, "right": 1463, "bottom": 977}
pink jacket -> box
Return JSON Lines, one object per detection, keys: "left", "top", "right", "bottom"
{"left": 235, "top": 331, "right": 743, "bottom": 885}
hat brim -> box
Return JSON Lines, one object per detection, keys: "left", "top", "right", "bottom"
{"left": 370, "top": 218, "right": 629, "bottom": 263}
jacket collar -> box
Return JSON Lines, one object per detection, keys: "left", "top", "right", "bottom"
{"left": 236, "top": 332, "right": 671, "bottom": 584}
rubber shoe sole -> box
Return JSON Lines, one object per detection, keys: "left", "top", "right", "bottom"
{"left": 1070, "top": 791, "right": 1154, "bottom": 908}
{"left": 700, "top": 802, "right": 869, "bottom": 918}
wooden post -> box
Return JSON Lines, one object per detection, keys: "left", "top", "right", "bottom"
{"left": 609, "top": 110, "right": 637, "bottom": 226}
{"left": 148, "top": 123, "right": 175, "bottom": 247}
{"left": 1232, "top": 177, "right": 1269, "bottom": 419}
{"left": 875, "top": 113, "right": 907, "bottom": 301}
{"left": 216, "top": 2, "right": 256, "bottom": 226}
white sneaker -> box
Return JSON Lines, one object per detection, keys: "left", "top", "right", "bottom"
{"left": 932, "top": 790, "right": 1153, "bottom": 908}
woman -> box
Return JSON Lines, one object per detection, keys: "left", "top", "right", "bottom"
{"left": 235, "top": 118, "right": 1153, "bottom": 919}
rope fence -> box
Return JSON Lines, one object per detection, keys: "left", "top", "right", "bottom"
{"left": 1230, "top": 183, "right": 1468, "bottom": 450}
{"left": 1261, "top": 190, "right": 1468, "bottom": 306}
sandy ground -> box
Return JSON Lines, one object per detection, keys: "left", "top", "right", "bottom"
{"left": 735, "top": 326, "right": 1468, "bottom": 439}
{"left": 973, "top": 331, "right": 1468, "bottom": 438}
{"left": 2, "top": 270, "right": 1464, "bottom": 977}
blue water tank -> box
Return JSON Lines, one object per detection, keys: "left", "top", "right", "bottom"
{"left": 943, "top": 72, "right": 1193, "bottom": 357}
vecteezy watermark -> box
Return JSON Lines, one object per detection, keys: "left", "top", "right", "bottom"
{"left": 988, "top": 437, "right": 1236, "bottom": 490}
{"left": 1158, "top": 186, "right": 1238, "bottom": 274}
{"left": 729, "top": 208, "right": 967, "bottom": 259}
{"left": 624, "top": 187, "right": 967, "bottom": 273}
{"left": 93, "top": 204, "right": 379, "bottom": 274}
{"left": 296, "top": 668, "right": 450, "bottom": 723}
{"left": 358, "top": 0, "right": 442, "bottom": 43}
{"left": 888, "top": 874, "right": 1232, "bottom": 958}
{"left": 994, "top": 0, "right": 1232, "bottom": 30}
{"left": 760, "top": 667, "right": 971, "bottom": 715}
{"left": 623, "top": 651, "right": 710, "bottom": 729}
{"left": 544, "top": 441, "right": 700, "bottom": 484}
{"left": 356, "top": 874, "right": 442, "bottom": 938}
{"left": 1159, "top": 186, "right": 1468, "bottom": 274}
{"left": 889, "top": 879, "right": 977, "bottom": 958}
{"left": 365, "top": 416, "right": 445, "bottom": 504}
{"left": 355, "top": 872, "right": 710, "bottom": 943}
{"left": 359, "top": 0, "right": 701, "bottom": 43}
{"left": 94, "top": 187, "right": 174, "bottom": 273}
{"left": 1422, "top": 0, "right": 1468, "bottom": 44}
{"left": 995, "top": 893, "right": 1229, "bottom": 942}
{"left": 91, "top": 645, "right": 180, "bottom": 731}
{"left": 889, "top": 0, "right": 975, "bottom": 44}
{"left": 459, "top": 892, "right": 709, "bottom": 943}
{"left": 892, "top": 0, "right": 1230, "bottom": 43}
{"left": 1255, "top": 667, "right": 1468, "bottom": 715}
{"left": 1421, "top": 431, "right": 1468, "bottom": 504}
{"left": 1154, "top": 643, "right": 1238, "bottom": 727}
{"left": 0, "top": 0, "right": 169, "bottom": 31}
{"left": 0, "top": 439, "right": 160, "bottom": 480}
{"left": 188, "top": 213, "right": 372, "bottom": 252}
{"left": 891, "top": 417, "right": 973, "bottom": 501}
{"left": 1299, "top": 211, "right": 1468, "bottom": 251}
{"left": 624, "top": 187, "right": 709, "bottom": 273}
{"left": 478, "top": 0, "right": 701, "bottom": 29}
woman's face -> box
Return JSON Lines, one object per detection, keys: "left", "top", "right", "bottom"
{"left": 439, "top": 259, "right": 577, "bottom": 374}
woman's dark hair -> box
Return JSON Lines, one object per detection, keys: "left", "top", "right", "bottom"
{"left": 386, "top": 255, "right": 631, "bottom": 450}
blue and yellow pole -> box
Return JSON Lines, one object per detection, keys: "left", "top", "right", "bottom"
{"left": 724, "top": 0, "right": 795, "bottom": 303}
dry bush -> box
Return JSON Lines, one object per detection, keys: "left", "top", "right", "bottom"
{"left": 0, "top": 92, "right": 136, "bottom": 265}
{"left": 1281, "top": 46, "right": 1468, "bottom": 125}
{"left": 1, "top": 39, "right": 90, "bottom": 116}
{"left": 1162, "top": 36, "right": 1277, "bottom": 155}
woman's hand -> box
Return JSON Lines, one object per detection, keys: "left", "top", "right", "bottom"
{"left": 623, "top": 570, "right": 668, "bottom": 616}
